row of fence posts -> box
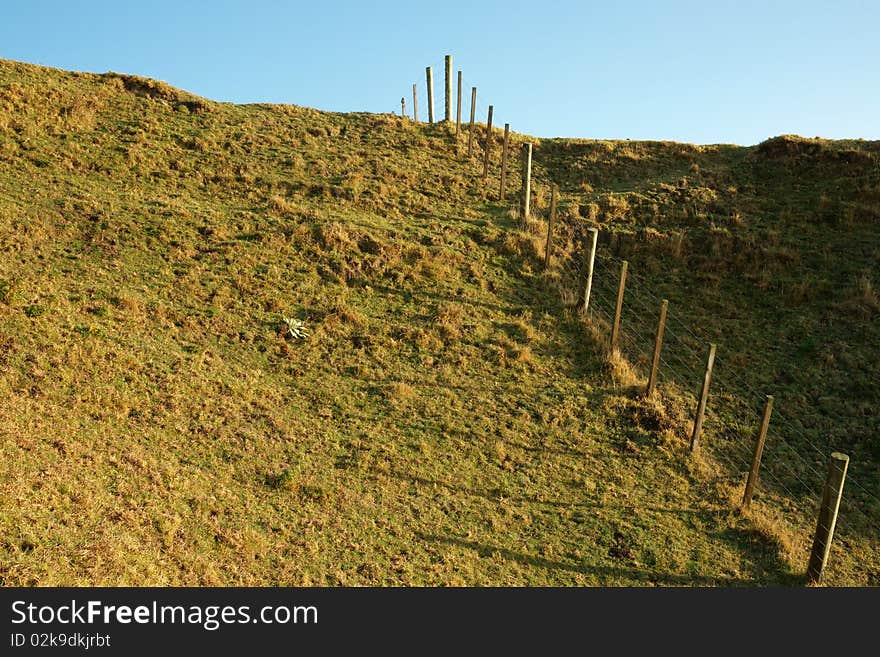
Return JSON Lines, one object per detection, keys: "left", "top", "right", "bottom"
{"left": 402, "top": 57, "right": 454, "bottom": 125}
{"left": 403, "top": 56, "right": 537, "bottom": 211}
{"left": 402, "top": 55, "right": 850, "bottom": 586}
{"left": 556, "top": 222, "right": 851, "bottom": 584}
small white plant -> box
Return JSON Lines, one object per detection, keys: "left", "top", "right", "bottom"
{"left": 283, "top": 317, "right": 310, "bottom": 339}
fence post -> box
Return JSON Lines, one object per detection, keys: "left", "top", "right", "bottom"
{"left": 467, "top": 87, "right": 477, "bottom": 158}
{"left": 742, "top": 395, "right": 774, "bottom": 507}
{"left": 544, "top": 185, "right": 557, "bottom": 269}
{"left": 426, "top": 67, "right": 434, "bottom": 124}
{"left": 455, "top": 71, "right": 462, "bottom": 136}
{"left": 807, "top": 452, "right": 849, "bottom": 584}
{"left": 689, "top": 343, "right": 717, "bottom": 451}
{"left": 482, "top": 105, "right": 494, "bottom": 182}
{"left": 578, "top": 227, "right": 599, "bottom": 312}
{"left": 673, "top": 231, "right": 684, "bottom": 258}
{"left": 401, "top": 97, "right": 406, "bottom": 118}
{"left": 521, "top": 143, "right": 532, "bottom": 220}
{"left": 412, "top": 84, "right": 418, "bottom": 122}
{"left": 611, "top": 260, "right": 628, "bottom": 352}
{"left": 444, "top": 55, "right": 452, "bottom": 122}
{"left": 499, "top": 123, "right": 510, "bottom": 200}
{"left": 645, "top": 299, "right": 668, "bottom": 397}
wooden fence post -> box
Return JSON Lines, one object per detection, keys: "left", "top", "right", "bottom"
{"left": 673, "top": 231, "right": 684, "bottom": 258}
{"left": 412, "top": 84, "right": 418, "bottom": 122}
{"left": 645, "top": 299, "right": 668, "bottom": 397}
{"left": 401, "top": 97, "right": 406, "bottom": 118}
{"left": 544, "top": 185, "right": 557, "bottom": 269}
{"left": 521, "top": 143, "right": 532, "bottom": 220}
{"left": 455, "top": 71, "right": 462, "bottom": 136}
{"left": 426, "top": 67, "right": 434, "bottom": 124}
{"left": 444, "top": 55, "right": 452, "bottom": 122}
{"left": 578, "top": 227, "right": 599, "bottom": 312}
{"left": 482, "top": 105, "right": 494, "bottom": 182}
{"left": 467, "top": 87, "right": 477, "bottom": 158}
{"left": 611, "top": 260, "right": 628, "bottom": 352}
{"left": 499, "top": 123, "right": 510, "bottom": 200}
{"left": 689, "top": 343, "right": 717, "bottom": 451}
{"left": 807, "top": 452, "right": 849, "bottom": 584}
{"left": 742, "top": 395, "right": 774, "bottom": 507}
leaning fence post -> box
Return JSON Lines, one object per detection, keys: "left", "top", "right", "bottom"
{"left": 426, "top": 67, "right": 435, "bottom": 124}
{"left": 645, "top": 300, "right": 668, "bottom": 397}
{"left": 482, "top": 105, "right": 494, "bottom": 182}
{"left": 455, "top": 71, "right": 462, "bottom": 136}
{"left": 742, "top": 395, "right": 774, "bottom": 507}
{"left": 412, "top": 84, "right": 418, "bottom": 122}
{"left": 520, "top": 143, "right": 532, "bottom": 220}
{"left": 499, "top": 123, "right": 510, "bottom": 200}
{"left": 689, "top": 343, "right": 717, "bottom": 451}
{"left": 807, "top": 452, "right": 849, "bottom": 584}
{"left": 611, "top": 260, "right": 628, "bottom": 352}
{"left": 444, "top": 55, "right": 452, "bottom": 122}
{"left": 467, "top": 87, "right": 477, "bottom": 158}
{"left": 544, "top": 185, "right": 557, "bottom": 269}
{"left": 578, "top": 227, "right": 599, "bottom": 312}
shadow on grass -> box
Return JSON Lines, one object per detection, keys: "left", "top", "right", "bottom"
{"left": 377, "top": 467, "right": 721, "bottom": 516}
{"left": 414, "top": 532, "right": 804, "bottom": 587}
{"left": 375, "top": 467, "right": 804, "bottom": 585}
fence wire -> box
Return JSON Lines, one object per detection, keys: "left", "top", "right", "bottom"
{"left": 399, "top": 60, "right": 878, "bottom": 581}
{"left": 545, "top": 210, "right": 879, "bottom": 579}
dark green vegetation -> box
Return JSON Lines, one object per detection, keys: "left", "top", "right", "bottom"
{"left": 0, "top": 59, "right": 876, "bottom": 585}
{"left": 539, "top": 135, "right": 879, "bottom": 585}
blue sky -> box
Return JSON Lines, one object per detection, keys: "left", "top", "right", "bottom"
{"left": 2, "top": 0, "right": 877, "bottom": 145}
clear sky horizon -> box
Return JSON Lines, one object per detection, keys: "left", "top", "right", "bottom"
{"left": 1, "top": 0, "right": 877, "bottom": 146}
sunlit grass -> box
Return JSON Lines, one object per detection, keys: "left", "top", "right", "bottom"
{"left": 0, "top": 59, "right": 875, "bottom": 586}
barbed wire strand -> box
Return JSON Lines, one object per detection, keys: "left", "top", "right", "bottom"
{"left": 590, "top": 250, "right": 880, "bottom": 509}
{"left": 580, "top": 250, "right": 876, "bottom": 525}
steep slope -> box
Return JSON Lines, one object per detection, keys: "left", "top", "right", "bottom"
{"left": 536, "top": 135, "right": 880, "bottom": 584}
{"left": 0, "top": 59, "right": 875, "bottom": 585}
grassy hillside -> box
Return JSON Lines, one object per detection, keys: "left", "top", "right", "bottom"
{"left": 537, "top": 134, "right": 880, "bottom": 585}
{"left": 0, "top": 59, "right": 876, "bottom": 585}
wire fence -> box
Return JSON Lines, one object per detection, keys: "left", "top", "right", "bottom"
{"left": 398, "top": 56, "right": 879, "bottom": 583}
{"left": 550, "top": 220, "right": 879, "bottom": 576}
{"left": 400, "top": 64, "right": 520, "bottom": 227}
{"left": 404, "top": 57, "right": 486, "bottom": 124}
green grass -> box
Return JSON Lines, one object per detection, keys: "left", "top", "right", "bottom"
{"left": 0, "top": 59, "right": 875, "bottom": 585}
{"left": 536, "top": 133, "right": 880, "bottom": 585}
